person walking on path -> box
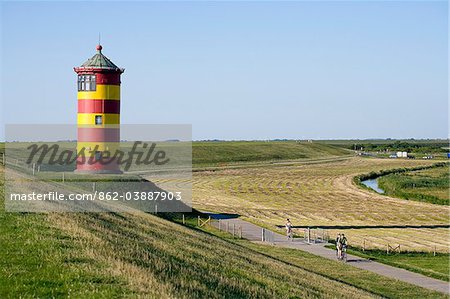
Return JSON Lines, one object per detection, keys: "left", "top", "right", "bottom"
{"left": 285, "top": 219, "right": 293, "bottom": 241}
{"left": 336, "top": 233, "right": 342, "bottom": 259}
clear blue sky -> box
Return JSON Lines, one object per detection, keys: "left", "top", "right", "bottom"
{"left": 1, "top": 1, "right": 448, "bottom": 140}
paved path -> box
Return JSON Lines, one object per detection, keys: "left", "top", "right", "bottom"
{"left": 205, "top": 213, "right": 449, "bottom": 295}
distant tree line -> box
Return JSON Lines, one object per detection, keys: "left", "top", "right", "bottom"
{"left": 346, "top": 141, "right": 448, "bottom": 153}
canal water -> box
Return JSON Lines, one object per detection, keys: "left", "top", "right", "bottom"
{"left": 361, "top": 178, "right": 385, "bottom": 194}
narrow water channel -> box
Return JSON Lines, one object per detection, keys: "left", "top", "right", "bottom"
{"left": 361, "top": 178, "right": 385, "bottom": 194}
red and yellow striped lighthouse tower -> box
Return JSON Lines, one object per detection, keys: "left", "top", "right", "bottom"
{"left": 74, "top": 45, "right": 124, "bottom": 173}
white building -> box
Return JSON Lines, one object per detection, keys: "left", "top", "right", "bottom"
{"left": 396, "top": 151, "right": 408, "bottom": 158}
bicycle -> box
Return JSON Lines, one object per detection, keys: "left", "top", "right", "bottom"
{"left": 341, "top": 245, "right": 347, "bottom": 262}
{"left": 286, "top": 230, "right": 293, "bottom": 241}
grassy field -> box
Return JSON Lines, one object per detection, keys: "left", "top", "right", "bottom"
{"left": 0, "top": 212, "right": 131, "bottom": 297}
{"left": 334, "top": 246, "right": 450, "bottom": 282}
{"left": 190, "top": 157, "right": 450, "bottom": 253}
{"left": 189, "top": 219, "right": 447, "bottom": 298}
{"left": 2, "top": 141, "right": 352, "bottom": 178}
{"left": 2, "top": 141, "right": 450, "bottom": 297}
{"left": 378, "top": 165, "right": 449, "bottom": 205}
{"left": 2, "top": 165, "right": 448, "bottom": 298}
{"left": 0, "top": 168, "right": 134, "bottom": 297}
{"left": 192, "top": 141, "right": 351, "bottom": 167}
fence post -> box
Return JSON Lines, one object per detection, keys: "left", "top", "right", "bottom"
{"left": 218, "top": 219, "right": 221, "bottom": 230}
{"left": 197, "top": 216, "right": 200, "bottom": 226}
{"left": 363, "top": 239, "right": 366, "bottom": 252}
{"left": 155, "top": 204, "right": 158, "bottom": 214}
{"left": 434, "top": 246, "right": 436, "bottom": 256}
{"left": 387, "top": 244, "right": 389, "bottom": 254}
{"left": 261, "top": 228, "right": 265, "bottom": 242}
{"left": 92, "top": 182, "right": 96, "bottom": 192}
{"left": 62, "top": 172, "right": 65, "bottom": 183}
{"left": 307, "top": 227, "right": 310, "bottom": 243}
{"left": 182, "top": 214, "right": 185, "bottom": 224}
{"left": 32, "top": 163, "right": 35, "bottom": 176}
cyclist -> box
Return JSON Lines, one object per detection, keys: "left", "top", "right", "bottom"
{"left": 285, "top": 219, "right": 293, "bottom": 241}
{"left": 340, "top": 234, "right": 348, "bottom": 261}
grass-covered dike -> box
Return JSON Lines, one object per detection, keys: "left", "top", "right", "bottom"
{"left": 1, "top": 165, "right": 447, "bottom": 298}
{"left": 192, "top": 141, "right": 351, "bottom": 166}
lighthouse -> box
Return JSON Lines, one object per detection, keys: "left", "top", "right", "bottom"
{"left": 74, "top": 45, "right": 124, "bottom": 173}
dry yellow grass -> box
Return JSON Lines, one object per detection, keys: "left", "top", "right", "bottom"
{"left": 2, "top": 164, "right": 448, "bottom": 298}
{"left": 191, "top": 157, "right": 450, "bottom": 252}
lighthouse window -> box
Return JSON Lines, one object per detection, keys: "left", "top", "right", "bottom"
{"left": 78, "top": 75, "right": 96, "bottom": 91}
{"left": 95, "top": 115, "right": 103, "bottom": 125}
{"left": 95, "top": 151, "right": 102, "bottom": 161}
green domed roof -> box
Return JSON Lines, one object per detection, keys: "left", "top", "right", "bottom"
{"left": 78, "top": 45, "right": 123, "bottom": 72}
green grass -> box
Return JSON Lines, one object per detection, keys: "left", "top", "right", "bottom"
{"left": 192, "top": 141, "right": 351, "bottom": 166}
{"left": 325, "top": 245, "right": 450, "bottom": 282}
{"left": 173, "top": 215, "right": 447, "bottom": 299}
{"left": 2, "top": 139, "right": 447, "bottom": 170}
{"left": 0, "top": 176, "right": 133, "bottom": 297}
{"left": 249, "top": 244, "right": 448, "bottom": 299}
{"left": 0, "top": 214, "right": 133, "bottom": 298}
{"left": 2, "top": 168, "right": 447, "bottom": 298}
{"left": 0, "top": 167, "right": 370, "bottom": 298}
{"left": 0, "top": 211, "right": 376, "bottom": 298}
{"left": 2, "top": 141, "right": 449, "bottom": 298}
{"left": 377, "top": 164, "right": 449, "bottom": 205}
{"left": 3, "top": 140, "right": 351, "bottom": 174}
